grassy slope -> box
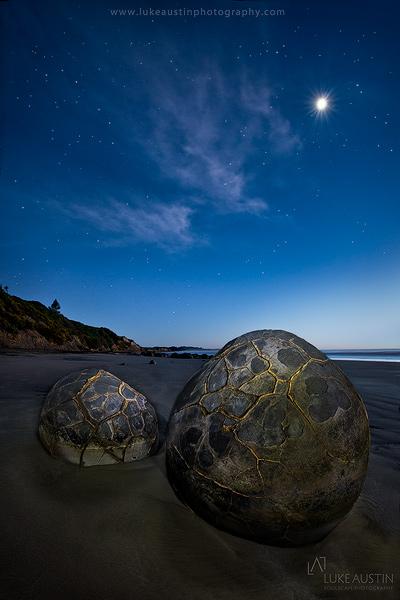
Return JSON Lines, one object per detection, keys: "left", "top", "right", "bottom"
{"left": 0, "top": 290, "right": 141, "bottom": 352}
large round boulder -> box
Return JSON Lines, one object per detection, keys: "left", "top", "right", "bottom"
{"left": 39, "top": 369, "right": 158, "bottom": 466}
{"left": 166, "top": 330, "right": 369, "bottom": 545}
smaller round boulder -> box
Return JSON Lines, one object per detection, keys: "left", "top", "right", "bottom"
{"left": 39, "top": 369, "right": 158, "bottom": 466}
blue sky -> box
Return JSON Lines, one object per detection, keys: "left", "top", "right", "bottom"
{"left": 1, "top": 0, "right": 399, "bottom": 348}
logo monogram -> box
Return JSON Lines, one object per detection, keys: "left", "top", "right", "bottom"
{"left": 307, "top": 556, "right": 326, "bottom": 575}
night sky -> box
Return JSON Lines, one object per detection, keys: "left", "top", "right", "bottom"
{"left": 1, "top": 0, "right": 399, "bottom": 348}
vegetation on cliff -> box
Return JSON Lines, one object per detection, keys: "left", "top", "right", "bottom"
{"left": 0, "top": 289, "right": 141, "bottom": 353}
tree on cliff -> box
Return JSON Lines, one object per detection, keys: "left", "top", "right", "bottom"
{"left": 50, "top": 298, "right": 61, "bottom": 313}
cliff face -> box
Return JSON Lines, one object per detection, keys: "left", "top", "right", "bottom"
{"left": 0, "top": 290, "right": 142, "bottom": 353}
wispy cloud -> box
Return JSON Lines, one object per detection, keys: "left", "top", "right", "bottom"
{"left": 145, "top": 67, "right": 300, "bottom": 214}
{"left": 69, "top": 200, "right": 195, "bottom": 249}
{"left": 60, "top": 62, "right": 300, "bottom": 249}
{"left": 240, "top": 82, "right": 301, "bottom": 154}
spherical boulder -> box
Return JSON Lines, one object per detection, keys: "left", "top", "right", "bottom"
{"left": 39, "top": 369, "right": 158, "bottom": 466}
{"left": 166, "top": 330, "right": 369, "bottom": 545}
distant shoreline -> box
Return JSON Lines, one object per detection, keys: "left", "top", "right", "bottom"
{"left": 152, "top": 347, "right": 400, "bottom": 363}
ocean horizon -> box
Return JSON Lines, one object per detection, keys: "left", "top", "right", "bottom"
{"left": 165, "top": 348, "right": 400, "bottom": 362}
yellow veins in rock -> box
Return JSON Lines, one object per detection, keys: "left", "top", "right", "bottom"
{"left": 231, "top": 431, "right": 289, "bottom": 496}
{"left": 286, "top": 358, "right": 329, "bottom": 431}
{"left": 251, "top": 340, "right": 263, "bottom": 359}
{"left": 194, "top": 466, "right": 265, "bottom": 499}
{"left": 287, "top": 337, "right": 315, "bottom": 360}
{"left": 174, "top": 400, "right": 202, "bottom": 415}
{"left": 174, "top": 350, "right": 367, "bottom": 466}
{"left": 214, "top": 341, "right": 245, "bottom": 361}
{"left": 73, "top": 370, "right": 104, "bottom": 426}
{"left": 286, "top": 359, "right": 359, "bottom": 464}
{"left": 172, "top": 443, "right": 265, "bottom": 499}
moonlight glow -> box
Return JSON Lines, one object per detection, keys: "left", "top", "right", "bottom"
{"left": 315, "top": 96, "right": 329, "bottom": 111}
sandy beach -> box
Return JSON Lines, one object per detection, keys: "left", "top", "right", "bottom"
{"left": 0, "top": 352, "right": 398, "bottom": 600}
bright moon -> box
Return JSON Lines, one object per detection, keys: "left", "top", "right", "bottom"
{"left": 315, "top": 96, "right": 328, "bottom": 111}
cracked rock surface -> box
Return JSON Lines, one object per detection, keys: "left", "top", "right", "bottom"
{"left": 39, "top": 368, "right": 158, "bottom": 466}
{"left": 166, "top": 329, "right": 370, "bottom": 545}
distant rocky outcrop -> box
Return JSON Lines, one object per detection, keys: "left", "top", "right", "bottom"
{"left": 142, "top": 346, "right": 211, "bottom": 359}
{"left": 0, "top": 289, "right": 142, "bottom": 353}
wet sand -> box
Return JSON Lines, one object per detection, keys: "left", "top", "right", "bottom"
{"left": 0, "top": 353, "right": 398, "bottom": 600}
